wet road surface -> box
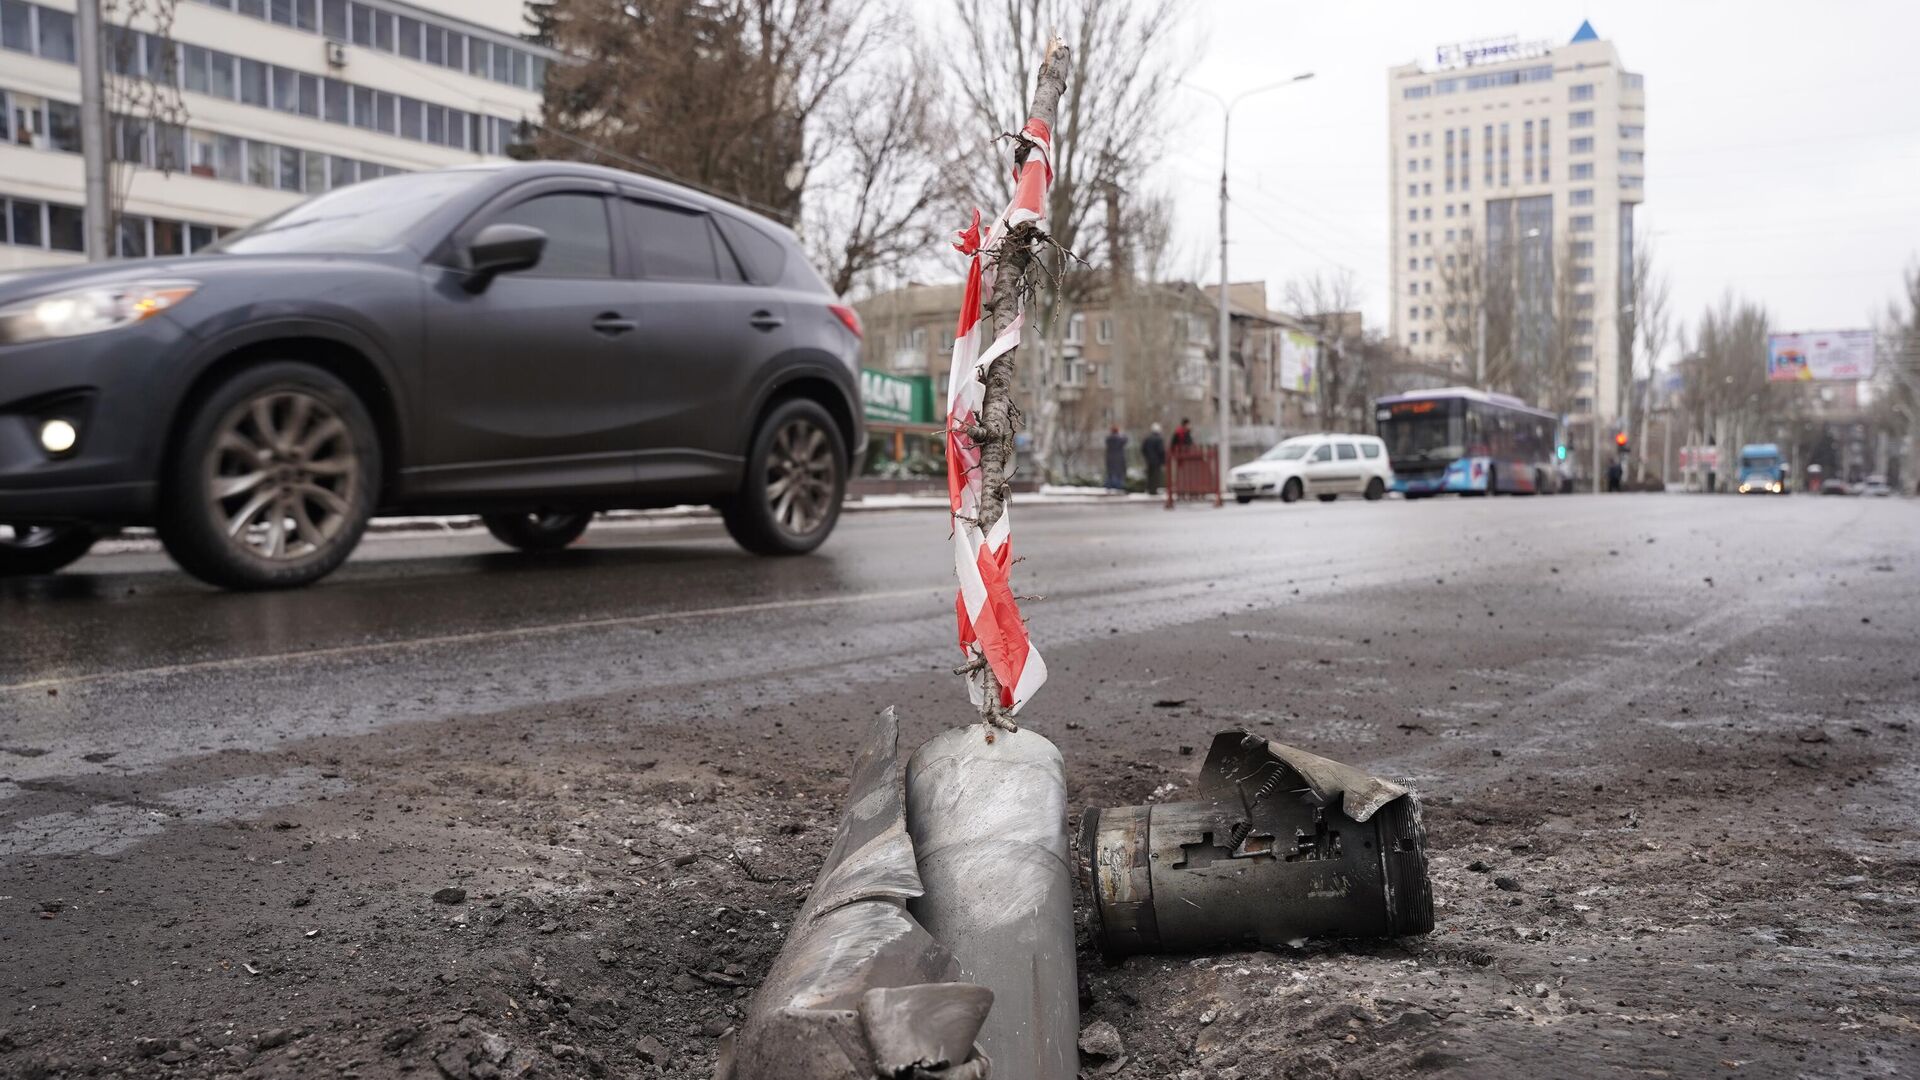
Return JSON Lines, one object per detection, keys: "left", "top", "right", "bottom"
{"left": 2, "top": 494, "right": 1916, "bottom": 1078}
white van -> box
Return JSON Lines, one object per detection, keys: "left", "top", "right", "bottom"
{"left": 1228, "top": 434, "right": 1394, "bottom": 504}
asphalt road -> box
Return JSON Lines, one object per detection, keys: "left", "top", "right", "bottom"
{"left": 2, "top": 493, "right": 1916, "bottom": 1079}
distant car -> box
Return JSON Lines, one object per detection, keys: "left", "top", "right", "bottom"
{"left": 0, "top": 163, "right": 864, "bottom": 589}
{"left": 1860, "top": 474, "right": 1893, "bottom": 497}
{"left": 1229, "top": 434, "right": 1392, "bottom": 504}
{"left": 1820, "top": 479, "right": 1852, "bottom": 496}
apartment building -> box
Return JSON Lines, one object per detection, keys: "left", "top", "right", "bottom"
{"left": 855, "top": 278, "right": 1309, "bottom": 476}
{"left": 1388, "top": 20, "right": 1644, "bottom": 419}
{"left": 0, "top": 0, "right": 552, "bottom": 270}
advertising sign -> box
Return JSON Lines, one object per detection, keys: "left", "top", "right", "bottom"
{"left": 1766, "top": 330, "right": 1876, "bottom": 382}
{"left": 1279, "top": 331, "right": 1317, "bottom": 394}
{"left": 861, "top": 369, "right": 936, "bottom": 425}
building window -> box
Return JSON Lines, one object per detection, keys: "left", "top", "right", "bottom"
{"left": 1409, "top": 232, "right": 1418, "bottom": 247}
{"left": 1571, "top": 240, "right": 1594, "bottom": 258}
{"left": 1620, "top": 176, "right": 1644, "bottom": 189}
{"left": 1573, "top": 293, "right": 1595, "bottom": 312}
{"left": 1409, "top": 283, "right": 1418, "bottom": 297}
{"left": 1620, "top": 125, "right": 1644, "bottom": 140}
{"left": 1444, "top": 228, "right": 1455, "bottom": 243}
{"left": 1569, "top": 83, "right": 1594, "bottom": 102}
{"left": 1403, "top": 85, "right": 1430, "bottom": 100}
{"left": 1408, "top": 183, "right": 1417, "bottom": 197}
{"left": 1570, "top": 188, "right": 1594, "bottom": 206}
{"left": 1570, "top": 162, "right": 1594, "bottom": 180}
{"left": 1569, "top": 110, "right": 1594, "bottom": 128}
{"left": 1570, "top": 215, "right": 1593, "bottom": 232}
{"left": 1570, "top": 136, "right": 1593, "bottom": 154}
{"left": 1620, "top": 150, "right": 1644, "bottom": 165}
{"left": 1066, "top": 313, "right": 1084, "bottom": 344}
{"left": 1573, "top": 266, "right": 1594, "bottom": 283}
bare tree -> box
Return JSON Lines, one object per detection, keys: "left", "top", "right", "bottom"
{"left": 1437, "top": 239, "right": 1516, "bottom": 392}
{"left": 103, "top": 0, "right": 188, "bottom": 249}
{"left": 1535, "top": 239, "right": 1584, "bottom": 417}
{"left": 1624, "top": 242, "right": 1672, "bottom": 479}
{"left": 1283, "top": 270, "right": 1364, "bottom": 429}
{"left": 808, "top": 49, "right": 959, "bottom": 296}
{"left": 947, "top": 0, "right": 1191, "bottom": 479}
{"left": 1685, "top": 292, "right": 1771, "bottom": 468}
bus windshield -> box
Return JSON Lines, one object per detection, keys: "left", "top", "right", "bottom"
{"left": 1379, "top": 405, "right": 1461, "bottom": 466}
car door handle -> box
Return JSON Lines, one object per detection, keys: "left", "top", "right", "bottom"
{"left": 592, "top": 312, "right": 637, "bottom": 337}
{"left": 749, "top": 310, "right": 784, "bottom": 331}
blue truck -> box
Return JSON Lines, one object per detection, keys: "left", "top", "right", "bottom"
{"left": 1737, "top": 443, "right": 1789, "bottom": 494}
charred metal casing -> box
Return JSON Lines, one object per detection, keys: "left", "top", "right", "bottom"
{"left": 722, "top": 709, "right": 993, "bottom": 1080}
{"left": 1084, "top": 730, "right": 1432, "bottom": 956}
{"left": 905, "top": 725, "right": 1080, "bottom": 1080}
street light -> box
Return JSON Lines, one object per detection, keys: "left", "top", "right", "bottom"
{"left": 1183, "top": 72, "right": 1314, "bottom": 500}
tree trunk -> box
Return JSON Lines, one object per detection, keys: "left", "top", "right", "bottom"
{"left": 969, "top": 39, "right": 1071, "bottom": 720}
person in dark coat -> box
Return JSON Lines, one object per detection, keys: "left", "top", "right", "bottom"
{"left": 1141, "top": 423, "right": 1167, "bottom": 494}
{"left": 1104, "top": 426, "right": 1129, "bottom": 492}
{"left": 1170, "top": 417, "right": 1194, "bottom": 451}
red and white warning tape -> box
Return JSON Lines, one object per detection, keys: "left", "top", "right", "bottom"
{"left": 944, "top": 117, "right": 1053, "bottom": 717}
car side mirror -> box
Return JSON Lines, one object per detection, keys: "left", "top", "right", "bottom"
{"left": 463, "top": 223, "right": 545, "bottom": 292}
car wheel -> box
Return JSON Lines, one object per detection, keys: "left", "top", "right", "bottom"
{"left": 1234, "top": 494, "right": 1254, "bottom": 505}
{"left": 0, "top": 524, "right": 97, "bottom": 577}
{"left": 482, "top": 511, "right": 592, "bottom": 552}
{"left": 721, "top": 398, "right": 846, "bottom": 556}
{"left": 1364, "top": 477, "right": 1386, "bottom": 501}
{"left": 1279, "top": 478, "right": 1302, "bottom": 504}
{"left": 158, "top": 362, "right": 379, "bottom": 590}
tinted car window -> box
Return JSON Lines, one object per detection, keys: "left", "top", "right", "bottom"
{"left": 625, "top": 200, "right": 742, "bottom": 282}
{"left": 1310, "top": 444, "right": 1333, "bottom": 463}
{"left": 1336, "top": 442, "right": 1358, "bottom": 461}
{"left": 1360, "top": 442, "right": 1382, "bottom": 459}
{"left": 490, "top": 193, "right": 612, "bottom": 279}
{"left": 712, "top": 213, "right": 787, "bottom": 285}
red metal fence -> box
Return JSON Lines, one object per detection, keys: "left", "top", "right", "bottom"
{"left": 1165, "top": 447, "right": 1222, "bottom": 508}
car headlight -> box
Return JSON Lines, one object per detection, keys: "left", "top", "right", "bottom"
{"left": 0, "top": 281, "right": 197, "bottom": 344}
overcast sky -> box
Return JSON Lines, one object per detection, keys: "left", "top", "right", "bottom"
{"left": 920, "top": 1, "right": 1920, "bottom": 364}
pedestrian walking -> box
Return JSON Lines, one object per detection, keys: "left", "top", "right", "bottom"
{"left": 1607, "top": 459, "right": 1624, "bottom": 493}
{"left": 1104, "top": 426, "right": 1129, "bottom": 493}
{"left": 1170, "top": 417, "right": 1194, "bottom": 451}
{"left": 1141, "top": 423, "right": 1167, "bottom": 494}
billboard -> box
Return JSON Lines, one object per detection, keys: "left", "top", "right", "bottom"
{"left": 1279, "top": 330, "right": 1317, "bottom": 393}
{"left": 1767, "top": 330, "right": 1875, "bottom": 382}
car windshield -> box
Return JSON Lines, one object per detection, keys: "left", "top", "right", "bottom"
{"left": 211, "top": 171, "right": 492, "bottom": 255}
{"left": 1259, "top": 442, "right": 1313, "bottom": 461}
{"left": 1743, "top": 456, "right": 1779, "bottom": 470}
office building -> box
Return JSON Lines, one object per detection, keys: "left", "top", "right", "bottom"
{"left": 0, "top": 0, "right": 552, "bottom": 270}
{"left": 1388, "top": 20, "right": 1644, "bottom": 419}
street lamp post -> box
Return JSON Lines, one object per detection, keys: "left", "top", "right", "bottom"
{"left": 1185, "top": 73, "right": 1314, "bottom": 499}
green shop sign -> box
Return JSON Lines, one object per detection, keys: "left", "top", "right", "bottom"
{"left": 861, "top": 368, "right": 938, "bottom": 425}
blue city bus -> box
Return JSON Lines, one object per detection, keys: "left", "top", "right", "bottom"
{"left": 1374, "top": 387, "right": 1561, "bottom": 497}
{"left": 1736, "top": 443, "right": 1789, "bottom": 494}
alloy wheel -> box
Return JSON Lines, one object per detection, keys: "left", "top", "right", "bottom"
{"left": 204, "top": 389, "right": 360, "bottom": 561}
{"left": 764, "top": 417, "right": 836, "bottom": 536}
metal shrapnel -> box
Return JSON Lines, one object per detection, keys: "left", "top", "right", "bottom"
{"left": 1084, "top": 730, "right": 1432, "bottom": 956}
{"left": 722, "top": 709, "right": 993, "bottom": 1080}
{"left": 905, "top": 725, "right": 1080, "bottom": 1080}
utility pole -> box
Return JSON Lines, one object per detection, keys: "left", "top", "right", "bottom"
{"left": 1185, "top": 72, "right": 1313, "bottom": 501}
{"left": 1475, "top": 304, "right": 1486, "bottom": 388}
{"left": 75, "top": 0, "right": 113, "bottom": 261}
{"left": 1101, "top": 178, "right": 1129, "bottom": 427}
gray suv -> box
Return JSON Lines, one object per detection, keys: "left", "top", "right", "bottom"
{"left": 0, "top": 163, "right": 864, "bottom": 589}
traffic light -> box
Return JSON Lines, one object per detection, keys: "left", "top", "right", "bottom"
{"left": 1556, "top": 443, "right": 1568, "bottom": 461}
{"left": 1614, "top": 431, "right": 1630, "bottom": 454}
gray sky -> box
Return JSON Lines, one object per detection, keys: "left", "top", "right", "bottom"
{"left": 1164, "top": 0, "right": 1920, "bottom": 358}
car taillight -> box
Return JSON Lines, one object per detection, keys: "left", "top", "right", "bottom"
{"left": 828, "top": 303, "right": 863, "bottom": 339}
